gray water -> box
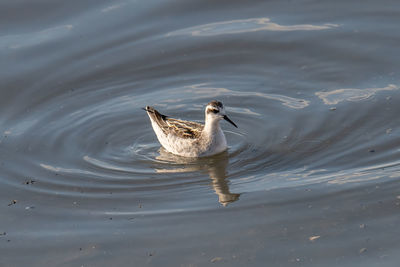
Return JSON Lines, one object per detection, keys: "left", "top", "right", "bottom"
{"left": 1, "top": 0, "right": 400, "bottom": 266}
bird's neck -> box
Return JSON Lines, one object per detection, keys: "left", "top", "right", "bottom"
{"left": 204, "top": 118, "right": 221, "bottom": 136}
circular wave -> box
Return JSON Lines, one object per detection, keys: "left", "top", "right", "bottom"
{"left": 3, "top": 81, "right": 400, "bottom": 207}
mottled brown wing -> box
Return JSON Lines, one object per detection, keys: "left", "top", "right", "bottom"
{"left": 146, "top": 106, "right": 169, "bottom": 130}
{"left": 146, "top": 106, "right": 203, "bottom": 139}
{"left": 165, "top": 118, "right": 204, "bottom": 139}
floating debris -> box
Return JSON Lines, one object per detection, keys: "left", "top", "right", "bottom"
{"left": 359, "top": 248, "right": 367, "bottom": 254}
{"left": 309, "top": 235, "right": 321, "bottom": 241}
{"left": 211, "top": 257, "right": 223, "bottom": 263}
{"left": 7, "top": 200, "right": 17, "bottom": 206}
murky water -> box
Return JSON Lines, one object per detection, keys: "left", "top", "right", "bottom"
{"left": 1, "top": 0, "right": 400, "bottom": 266}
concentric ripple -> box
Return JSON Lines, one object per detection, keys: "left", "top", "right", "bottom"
{"left": 3, "top": 1, "right": 400, "bottom": 266}
{"left": 1, "top": 7, "right": 400, "bottom": 212}
{"left": 2, "top": 78, "right": 400, "bottom": 210}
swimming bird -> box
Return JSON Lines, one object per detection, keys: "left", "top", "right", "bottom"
{"left": 144, "top": 100, "right": 237, "bottom": 157}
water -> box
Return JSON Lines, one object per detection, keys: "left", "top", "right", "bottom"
{"left": 1, "top": 0, "right": 400, "bottom": 266}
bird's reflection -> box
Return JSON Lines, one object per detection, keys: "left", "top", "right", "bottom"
{"left": 154, "top": 148, "right": 240, "bottom": 206}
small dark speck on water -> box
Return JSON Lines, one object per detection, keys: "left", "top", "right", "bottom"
{"left": 369, "top": 149, "right": 375, "bottom": 153}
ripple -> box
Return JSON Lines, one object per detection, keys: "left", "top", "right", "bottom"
{"left": 0, "top": 25, "right": 73, "bottom": 50}
{"left": 2, "top": 2, "right": 400, "bottom": 265}
{"left": 316, "top": 84, "right": 398, "bottom": 105}
{"left": 166, "top": 18, "right": 339, "bottom": 37}
{"left": 2, "top": 79, "right": 399, "bottom": 206}
{"left": 101, "top": 4, "right": 125, "bottom": 13}
{"left": 1, "top": 12, "right": 399, "bottom": 210}
{"left": 184, "top": 83, "right": 310, "bottom": 109}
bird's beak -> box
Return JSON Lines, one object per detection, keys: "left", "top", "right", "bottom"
{"left": 223, "top": 115, "right": 238, "bottom": 128}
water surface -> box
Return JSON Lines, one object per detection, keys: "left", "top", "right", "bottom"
{"left": 1, "top": 0, "right": 400, "bottom": 266}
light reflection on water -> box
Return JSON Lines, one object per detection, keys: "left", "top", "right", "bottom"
{"left": 316, "top": 84, "right": 398, "bottom": 105}
{"left": 184, "top": 83, "right": 310, "bottom": 109}
{"left": 0, "top": 25, "right": 73, "bottom": 50}
{"left": 166, "top": 17, "right": 339, "bottom": 37}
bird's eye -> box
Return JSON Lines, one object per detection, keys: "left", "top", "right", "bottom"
{"left": 211, "top": 109, "right": 219, "bottom": 114}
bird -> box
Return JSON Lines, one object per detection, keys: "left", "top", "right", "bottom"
{"left": 144, "top": 100, "right": 237, "bottom": 157}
